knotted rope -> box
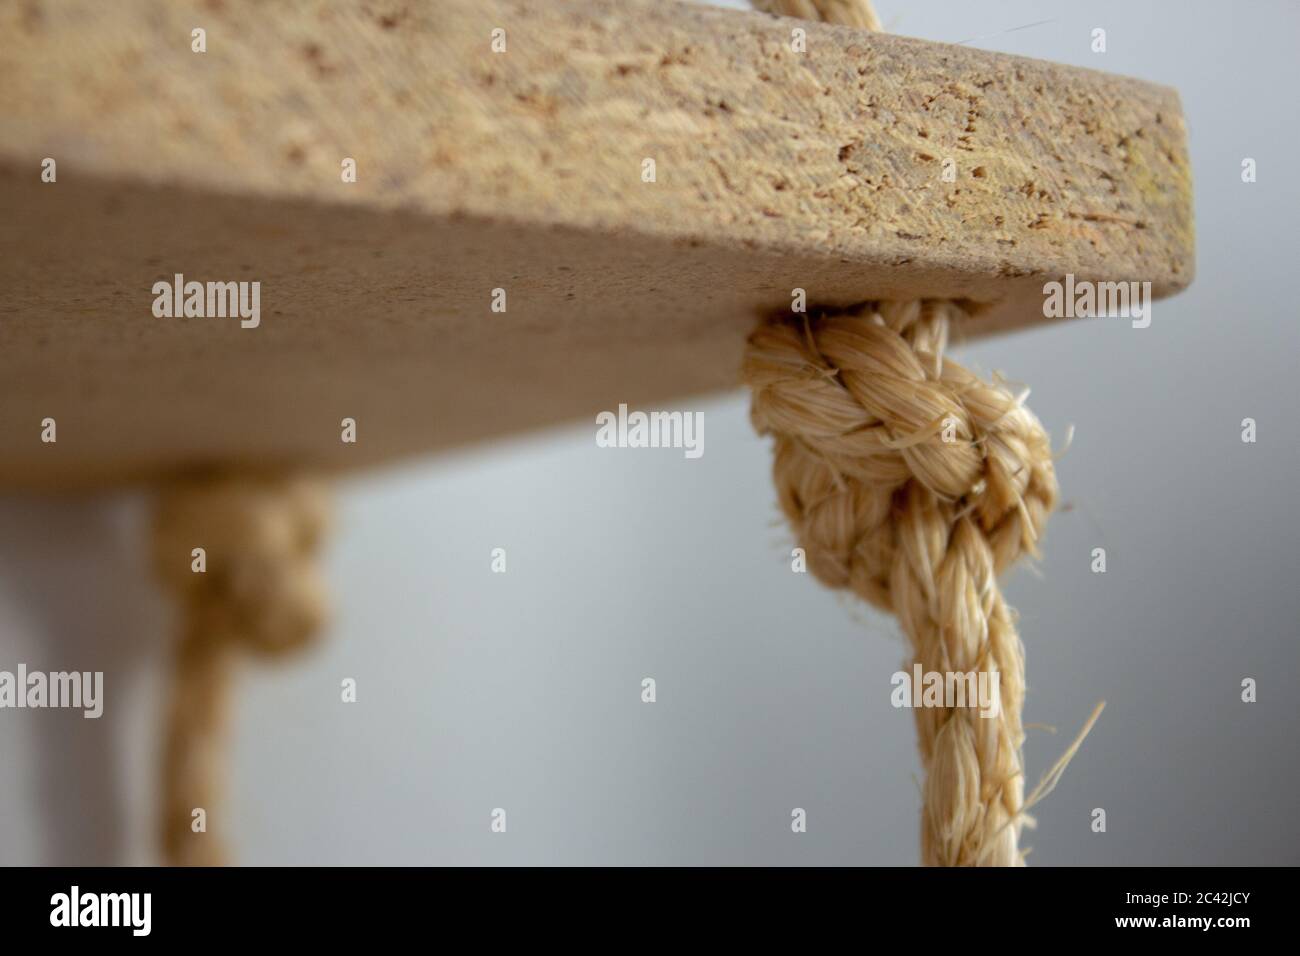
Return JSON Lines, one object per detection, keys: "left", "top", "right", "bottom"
{"left": 745, "top": 301, "right": 1057, "bottom": 865}
{"left": 745, "top": 0, "right": 1100, "bottom": 866}
{"left": 152, "top": 475, "right": 330, "bottom": 865}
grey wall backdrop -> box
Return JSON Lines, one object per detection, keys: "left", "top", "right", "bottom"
{"left": 1, "top": 0, "right": 1297, "bottom": 865}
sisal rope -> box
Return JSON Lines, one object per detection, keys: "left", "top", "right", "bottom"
{"left": 745, "top": 0, "right": 1099, "bottom": 866}
{"left": 152, "top": 475, "right": 330, "bottom": 865}
{"left": 744, "top": 301, "right": 1054, "bottom": 865}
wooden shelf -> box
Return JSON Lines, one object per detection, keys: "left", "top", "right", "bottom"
{"left": 0, "top": 0, "right": 1193, "bottom": 490}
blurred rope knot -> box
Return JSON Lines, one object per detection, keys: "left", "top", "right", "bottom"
{"left": 153, "top": 475, "right": 331, "bottom": 656}
{"left": 152, "top": 474, "right": 331, "bottom": 865}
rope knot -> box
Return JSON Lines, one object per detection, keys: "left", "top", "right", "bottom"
{"left": 153, "top": 475, "right": 331, "bottom": 656}
{"left": 744, "top": 301, "right": 1056, "bottom": 608}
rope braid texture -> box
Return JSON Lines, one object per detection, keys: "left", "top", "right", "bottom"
{"left": 152, "top": 475, "right": 330, "bottom": 865}
{"left": 746, "top": 0, "right": 1094, "bottom": 866}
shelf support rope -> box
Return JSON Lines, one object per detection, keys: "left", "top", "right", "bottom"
{"left": 151, "top": 474, "right": 331, "bottom": 865}
{"left": 746, "top": 1, "right": 1103, "bottom": 866}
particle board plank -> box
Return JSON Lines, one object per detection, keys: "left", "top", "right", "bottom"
{"left": 0, "top": 0, "right": 1194, "bottom": 490}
